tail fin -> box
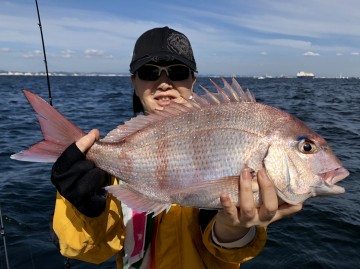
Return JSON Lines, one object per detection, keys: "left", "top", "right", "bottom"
{"left": 10, "top": 90, "right": 85, "bottom": 163}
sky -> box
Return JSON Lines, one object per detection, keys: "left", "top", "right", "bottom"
{"left": 0, "top": 0, "right": 359, "bottom": 77}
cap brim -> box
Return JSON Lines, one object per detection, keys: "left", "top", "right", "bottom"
{"left": 130, "top": 52, "right": 197, "bottom": 73}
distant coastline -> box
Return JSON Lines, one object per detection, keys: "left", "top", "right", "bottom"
{"left": 0, "top": 71, "right": 358, "bottom": 79}
{"left": 0, "top": 71, "right": 130, "bottom": 77}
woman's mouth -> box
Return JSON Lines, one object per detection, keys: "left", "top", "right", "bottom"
{"left": 154, "top": 95, "right": 175, "bottom": 106}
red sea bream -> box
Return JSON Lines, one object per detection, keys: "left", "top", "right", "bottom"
{"left": 11, "top": 78, "right": 349, "bottom": 215}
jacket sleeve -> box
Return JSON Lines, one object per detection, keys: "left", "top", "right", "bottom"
{"left": 201, "top": 215, "right": 267, "bottom": 264}
{"left": 52, "top": 177, "right": 125, "bottom": 264}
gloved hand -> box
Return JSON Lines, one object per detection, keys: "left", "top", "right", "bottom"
{"left": 51, "top": 142, "right": 110, "bottom": 217}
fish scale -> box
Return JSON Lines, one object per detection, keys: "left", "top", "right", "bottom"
{"left": 96, "top": 105, "right": 261, "bottom": 180}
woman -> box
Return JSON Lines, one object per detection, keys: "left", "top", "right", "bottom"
{"left": 51, "top": 26, "right": 302, "bottom": 268}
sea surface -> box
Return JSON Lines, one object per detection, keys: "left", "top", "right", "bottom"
{"left": 0, "top": 76, "right": 359, "bottom": 269}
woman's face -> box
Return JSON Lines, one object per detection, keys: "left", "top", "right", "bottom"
{"left": 131, "top": 64, "right": 196, "bottom": 114}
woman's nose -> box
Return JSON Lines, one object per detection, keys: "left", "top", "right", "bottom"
{"left": 156, "top": 72, "right": 172, "bottom": 90}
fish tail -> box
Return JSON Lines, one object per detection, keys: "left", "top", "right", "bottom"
{"left": 10, "top": 90, "right": 85, "bottom": 163}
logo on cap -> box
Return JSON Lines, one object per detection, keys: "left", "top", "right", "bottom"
{"left": 167, "top": 33, "right": 194, "bottom": 62}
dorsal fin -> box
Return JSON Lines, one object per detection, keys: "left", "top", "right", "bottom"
{"left": 101, "top": 78, "right": 256, "bottom": 143}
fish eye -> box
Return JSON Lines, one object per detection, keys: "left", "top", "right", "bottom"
{"left": 298, "top": 138, "right": 316, "bottom": 154}
{"left": 303, "top": 143, "right": 312, "bottom": 152}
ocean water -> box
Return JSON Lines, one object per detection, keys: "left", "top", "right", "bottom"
{"left": 0, "top": 76, "right": 359, "bottom": 269}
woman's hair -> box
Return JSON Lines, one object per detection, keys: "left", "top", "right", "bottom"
{"left": 132, "top": 90, "right": 143, "bottom": 115}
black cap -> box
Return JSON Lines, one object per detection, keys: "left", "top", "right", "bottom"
{"left": 130, "top": 26, "right": 197, "bottom": 73}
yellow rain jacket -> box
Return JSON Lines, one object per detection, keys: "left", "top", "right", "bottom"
{"left": 53, "top": 178, "right": 267, "bottom": 269}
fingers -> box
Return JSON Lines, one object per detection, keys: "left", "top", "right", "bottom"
{"left": 257, "top": 169, "right": 278, "bottom": 221}
{"left": 219, "top": 194, "right": 238, "bottom": 223}
{"left": 216, "top": 194, "right": 251, "bottom": 242}
{"left": 218, "top": 169, "right": 259, "bottom": 226}
{"left": 257, "top": 168, "right": 303, "bottom": 224}
{"left": 220, "top": 194, "right": 234, "bottom": 212}
{"left": 239, "top": 168, "right": 256, "bottom": 221}
{"left": 216, "top": 167, "right": 303, "bottom": 237}
{"left": 271, "top": 203, "right": 303, "bottom": 222}
{"left": 76, "top": 129, "right": 100, "bottom": 153}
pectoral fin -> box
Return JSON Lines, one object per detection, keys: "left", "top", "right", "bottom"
{"left": 106, "top": 183, "right": 171, "bottom": 216}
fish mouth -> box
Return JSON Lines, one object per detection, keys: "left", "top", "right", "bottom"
{"left": 320, "top": 167, "right": 349, "bottom": 185}
{"left": 309, "top": 167, "right": 349, "bottom": 196}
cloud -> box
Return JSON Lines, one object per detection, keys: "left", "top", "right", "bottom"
{"left": 84, "top": 49, "right": 113, "bottom": 59}
{"left": 22, "top": 50, "right": 43, "bottom": 58}
{"left": 303, "top": 51, "right": 320, "bottom": 56}
{"left": 61, "top": 49, "right": 75, "bottom": 58}
{"left": 256, "top": 38, "right": 312, "bottom": 49}
{"left": 219, "top": 0, "right": 360, "bottom": 38}
{"left": 84, "top": 49, "right": 103, "bottom": 58}
{"left": 1, "top": 1, "right": 359, "bottom": 76}
{"left": 0, "top": 48, "right": 11, "bottom": 52}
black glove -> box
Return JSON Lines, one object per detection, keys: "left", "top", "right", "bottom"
{"left": 51, "top": 143, "right": 110, "bottom": 217}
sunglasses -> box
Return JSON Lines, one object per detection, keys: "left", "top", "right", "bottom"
{"left": 137, "top": 64, "right": 191, "bottom": 81}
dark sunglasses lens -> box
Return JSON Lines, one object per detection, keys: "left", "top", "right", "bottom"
{"left": 168, "top": 66, "right": 190, "bottom": 81}
{"left": 137, "top": 65, "right": 190, "bottom": 81}
{"left": 137, "top": 65, "right": 159, "bottom": 81}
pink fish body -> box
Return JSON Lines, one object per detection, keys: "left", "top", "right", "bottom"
{"left": 11, "top": 78, "right": 349, "bottom": 215}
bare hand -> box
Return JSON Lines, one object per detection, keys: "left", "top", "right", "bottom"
{"left": 214, "top": 168, "right": 303, "bottom": 243}
{"left": 76, "top": 129, "right": 100, "bottom": 153}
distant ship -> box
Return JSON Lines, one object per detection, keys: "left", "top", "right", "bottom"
{"left": 297, "top": 71, "right": 315, "bottom": 78}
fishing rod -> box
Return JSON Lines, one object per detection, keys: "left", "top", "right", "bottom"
{"left": 34, "top": 2, "right": 72, "bottom": 268}
{"left": 34, "top": 0, "right": 52, "bottom": 106}
{"left": 0, "top": 206, "right": 10, "bottom": 269}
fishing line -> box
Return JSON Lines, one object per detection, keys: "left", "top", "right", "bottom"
{"left": 34, "top": 0, "right": 52, "bottom": 106}
{"left": 0, "top": 206, "right": 10, "bottom": 269}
